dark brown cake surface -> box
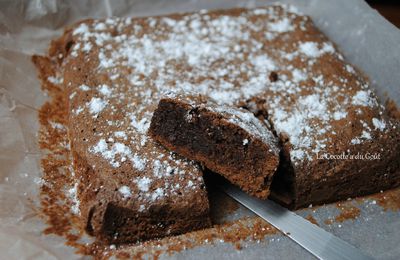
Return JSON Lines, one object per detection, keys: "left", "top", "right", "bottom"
{"left": 149, "top": 93, "right": 280, "bottom": 199}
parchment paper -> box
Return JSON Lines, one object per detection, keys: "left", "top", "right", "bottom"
{"left": 0, "top": 0, "right": 399, "bottom": 259}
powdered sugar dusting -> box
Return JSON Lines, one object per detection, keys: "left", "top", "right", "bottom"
{"left": 298, "top": 42, "right": 335, "bottom": 58}
{"left": 333, "top": 111, "right": 347, "bottom": 120}
{"left": 151, "top": 188, "right": 164, "bottom": 201}
{"left": 270, "top": 93, "right": 331, "bottom": 161}
{"left": 118, "top": 185, "right": 132, "bottom": 199}
{"left": 268, "top": 17, "right": 294, "bottom": 33}
{"left": 352, "top": 90, "right": 377, "bottom": 107}
{"left": 48, "top": 76, "right": 63, "bottom": 84}
{"left": 99, "top": 84, "right": 112, "bottom": 96}
{"left": 135, "top": 177, "right": 152, "bottom": 192}
{"left": 299, "top": 42, "right": 320, "bottom": 58}
{"left": 210, "top": 104, "right": 279, "bottom": 155}
{"left": 114, "top": 131, "right": 127, "bottom": 140}
{"left": 372, "top": 118, "right": 386, "bottom": 131}
{"left": 90, "top": 139, "right": 128, "bottom": 167}
{"left": 79, "top": 84, "right": 90, "bottom": 91}
{"left": 67, "top": 182, "right": 80, "bottom": 215}
{"left": 132, "top": 154, "right": 146, "bottom": 171}
{"left": 87, "top": 97, "right": 107, "bottom": 115}
{"left": 73, "top": 23, "right": 89, "bottom": 35}
{"left": 130, "top": 115, "right": 150, "bottom": 134}
{"left": 89, "top": 139, "right": 148, "bottom": 170}
{"left": 292, "top": 69, "right": 307, "bottom": 82}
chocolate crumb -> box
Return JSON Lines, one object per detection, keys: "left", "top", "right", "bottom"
{"left": 324, "top": 202, "right": 361, "bottom": 225}
{"left": 334, "top": 203, "right": 361, "bottom": 223}
{"left": 359, "top": 187, "right": 400, "bottom": 212}
{"left": 269, "top": 71, "right": 278, "bottom": 82}
{"left": 305, "top": 215, "right": 319, "bottom": 226}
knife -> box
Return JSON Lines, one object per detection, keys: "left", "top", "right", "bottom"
{"left": 220, "top": 182, "right": 373, "bottom": 260}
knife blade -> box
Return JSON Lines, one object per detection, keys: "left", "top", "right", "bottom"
{"left": 220, "top": 182, "right": 373, "bottom": 260}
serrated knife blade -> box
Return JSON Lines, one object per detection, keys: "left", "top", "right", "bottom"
{"left": 220, "top": 182, "right": 373, "bottom": 260}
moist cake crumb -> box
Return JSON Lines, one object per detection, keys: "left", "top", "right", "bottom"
{"left": 149, "top": 94, "right": 280, "bottom": 199}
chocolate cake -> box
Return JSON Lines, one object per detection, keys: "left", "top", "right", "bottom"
{"left": 32, "top": 3, "right": 400, "bottom": 244}
{"left": 149, "top": 93, "right": 280, "bottom": 199}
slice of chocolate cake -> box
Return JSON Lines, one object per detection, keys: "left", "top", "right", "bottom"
{"left": 149, "top": 94, "right": 280, "bottom": 199}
